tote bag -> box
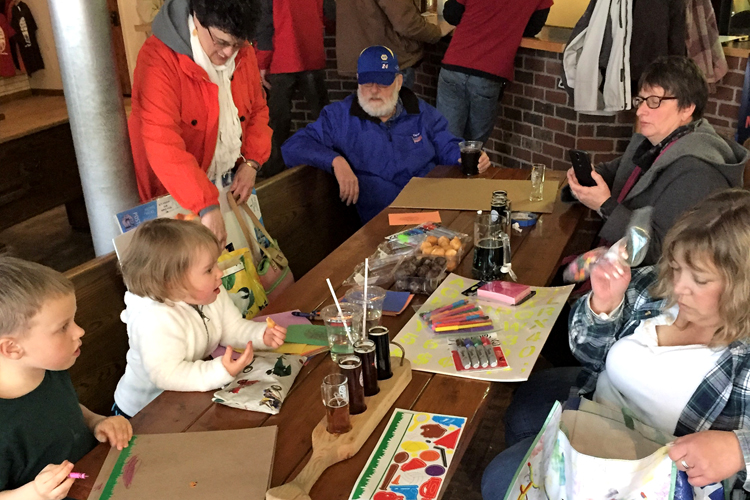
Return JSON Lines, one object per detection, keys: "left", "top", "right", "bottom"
{"left": 505, "top": 398, "right": 726, "bottom": 500}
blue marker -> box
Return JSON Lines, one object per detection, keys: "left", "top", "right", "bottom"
{"left": 463, "top": 338, "right": 481, "bottom": 368}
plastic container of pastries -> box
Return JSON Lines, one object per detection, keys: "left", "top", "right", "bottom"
{"left": 417, "top": 233, "right": 470, "bottom": 272}
{"left": 392, "top": 255, "right": 448, "bottom": 294}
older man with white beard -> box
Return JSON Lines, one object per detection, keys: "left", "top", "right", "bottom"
{"left": 282, "top": 45, "right": 490, "bottom": 223}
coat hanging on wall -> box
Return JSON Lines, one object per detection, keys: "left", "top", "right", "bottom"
{"left": 0, "top": 12, "right": 16, "bottom": 77}
{"left": 10, "top": 1, "right": 43, "bottom": 75}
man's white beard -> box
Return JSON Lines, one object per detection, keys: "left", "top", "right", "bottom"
{"left": 357, "top": 85, "right": 400, "bottom": 118}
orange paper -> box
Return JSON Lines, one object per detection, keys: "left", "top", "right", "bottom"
{"left": 388, "top": 211, "right": 442, "bottom": 226}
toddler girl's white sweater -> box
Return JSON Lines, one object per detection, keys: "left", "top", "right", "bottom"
{"left": 114, "top": 287, "right": 266, "bottom": 416}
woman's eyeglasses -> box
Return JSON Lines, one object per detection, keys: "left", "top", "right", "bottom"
{"left": 207, "top": 27, "right": 247, "bottom": 52}
{"left": 632, "top": 95, "right": 679, "bottom": 109}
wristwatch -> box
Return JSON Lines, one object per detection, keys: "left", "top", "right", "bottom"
{"left": 239, "top": 154, "right": 261, "bottom": 172}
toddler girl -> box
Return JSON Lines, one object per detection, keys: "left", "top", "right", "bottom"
{"left": 113, "top": 218, "right": 285, "bottom": 417}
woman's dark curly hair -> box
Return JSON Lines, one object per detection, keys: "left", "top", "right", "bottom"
{"left": 189, "top": 0, "right": 260, "bottom": 41}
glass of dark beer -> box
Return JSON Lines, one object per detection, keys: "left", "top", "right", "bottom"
{"left": 321, "top": 373, "right": 352, "bottom": 434}
{"left": 472, "top": 211, "right": 511, "bottom": 281}
{"left": 459, "top": 141, "right": 483, "bottom": 176}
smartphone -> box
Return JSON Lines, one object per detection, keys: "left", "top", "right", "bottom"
{"left": 568, "top": 149, "right": 596, "bottom": 187}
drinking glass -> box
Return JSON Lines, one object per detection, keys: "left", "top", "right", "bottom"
{"left": 459, "top": 141, "right": 483, "bottom": 176}
{"left": 321, "top": 373, "right": 352, "bottom": 434}
{"left": 472, "top": 212, "right": 511, "bottom": 281}
{"left": 344, "top": 285, "right": 386, "bottom": 333}
{"left": 320, "top": 303, "right": 362, "bottom": 362}
{"left": 530, "top": 163, "right": 545, "bottom": 202}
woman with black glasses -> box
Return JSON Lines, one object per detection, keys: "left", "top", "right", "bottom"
{"left": 564, "top": 56, "right": 748, "bottom": 266}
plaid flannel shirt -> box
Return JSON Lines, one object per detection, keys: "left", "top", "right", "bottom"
{"left": 569, "top": 266, "right": 750, "bottom": 490}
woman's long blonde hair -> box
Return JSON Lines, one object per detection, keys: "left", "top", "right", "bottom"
{"left": 652, "top": 188, "right": 750, "bottom": 346}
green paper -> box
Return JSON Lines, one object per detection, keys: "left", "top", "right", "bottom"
{"left": 284, "top": 324, "right": 329, "bottom": 346}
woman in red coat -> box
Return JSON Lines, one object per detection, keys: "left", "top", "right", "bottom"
{"left": 129, "top": 0, "right": 272, "bottom": 247}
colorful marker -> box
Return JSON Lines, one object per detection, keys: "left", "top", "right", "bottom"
{"left": 454, "top": 339, "right": 471, "bottom": 369}
{"left": 420, "top": 299, "right": 469, "bottom": 320}
{"left": 291, "top": 311, "right": 319, "bottom": 319}
{"left": 472, "top": 338, "right": 489, "bottom": 368}
{"left": 68, "top": 473, "right": 88, "bottom": 479}
{"left": 481, "top": 336, "right": 498, "bottom": 367}
{"left": 462, "top": 338, "right": 481, "bottom": 368}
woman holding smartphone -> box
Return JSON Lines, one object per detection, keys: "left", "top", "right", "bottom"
{"left": 565, "top": 56, "right": 747, "bottom": 265}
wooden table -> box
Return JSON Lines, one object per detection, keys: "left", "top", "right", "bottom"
{"left": 69, "top": 166, "right": 585, "bottom": 500}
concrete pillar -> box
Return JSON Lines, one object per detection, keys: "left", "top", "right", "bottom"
{"left": 47, "top": 0, "right": 139, "bottom": 256}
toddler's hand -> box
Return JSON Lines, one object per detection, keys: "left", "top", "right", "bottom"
{"left": 222, "top": 341, "right": 254, "bottom": 377}
{"left": 264, "top": 325, "right": 286, "bottom": 348}
{"left": 94, "top": 416, "right": 133, "bottom": 451}
{"left": 33, "top": 461, "right": 74, "bottom": 500}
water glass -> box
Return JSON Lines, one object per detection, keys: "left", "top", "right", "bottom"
{"left": 344, "top": 285, "right": 386, "bottom": 333}
{"left": 321, "top": 373, "right": 352, "bottom": 434}
{"left": 320, "top": 303, "right": 362, "bottom": 362}
{"left": 530, "top": 163, "right": 545, "bottom": 202}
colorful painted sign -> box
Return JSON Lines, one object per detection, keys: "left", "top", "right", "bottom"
{"left": 350, "top": 410, "right": 466, "bottom": 500}
{"left": 392, "top": 273, "right": 573, "bottom": 382}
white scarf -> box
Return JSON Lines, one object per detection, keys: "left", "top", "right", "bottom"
{"left": 189, "top": 16, "right": 243, "bottom": 183}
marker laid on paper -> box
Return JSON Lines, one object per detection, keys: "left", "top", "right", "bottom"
{"left": 472, "top": 338, "right": 489, "bottom": 368}
{"left": 454, "top": 339, "right": 471, "bottom": 369}
{"left": 514, "top": 290, "right": 537, "bottom": 307}
{"left": 68, "top": 473, "right": 88, "bottom": 479}
{"left": 291, "top": 311, "right": 320, "bottom": 320}
{"left": 463, "top": 338, "right": 481, "bottom": 368}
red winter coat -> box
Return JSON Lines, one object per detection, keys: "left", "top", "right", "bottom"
{"left": 129, "top": 36, "right": 272, "bottom": 214}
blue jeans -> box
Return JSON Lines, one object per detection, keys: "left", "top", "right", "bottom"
{"left": 481, "top": 436, "right": 536, "bottom": 500}
{"left": 436, "top": 68, "right": 507, "bottom": 144}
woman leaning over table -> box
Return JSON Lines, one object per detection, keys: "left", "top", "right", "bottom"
{"left": 564, "top": 56, "right": 747, "bottom": 266}
{"left": 129, "top": 0, "right": 272, "bottom": 248}
{"left": 482, "top": 189, "right": 750, "bottom": 499}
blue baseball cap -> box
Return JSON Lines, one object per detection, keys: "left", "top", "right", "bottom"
{"left": 357, "top": 46, "right": 400, "bottom": 86}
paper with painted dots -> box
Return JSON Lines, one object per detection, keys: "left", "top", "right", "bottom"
{"left": 392, "top": 273, "right": 573, "bottom": 382}
{"left": 349, "top": 409, "right": 466, "bottom": 500}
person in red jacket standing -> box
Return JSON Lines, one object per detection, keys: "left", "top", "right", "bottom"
{"left": 129, "top": 0, "right": 272, "bottom": 247}
{"left": 255, "top": 0, "right": 330, "bottom": 177}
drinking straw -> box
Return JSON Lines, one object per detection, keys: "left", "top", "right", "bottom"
{"left": 326, "top": 278, "right": 355, "bottom": 344}
{"left": 363, "top": 258, "right": 369, "bottom": 338}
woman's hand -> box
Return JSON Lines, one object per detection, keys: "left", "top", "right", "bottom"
{"left": 567, "top": 168, "right": 612, "bottom": 211}
{"left": 670, "top": 430, "right": 745, "bottom": 487}
{"left": 231, "top": 162, "right": 257, "bottom": 204}
{"left": 589, "top": 258, "right": 630, "bottom": 315}
{"left": 478, "top": 152, "right": 491, "bottom": 173}
{"left": 201, "top": 209, "right": 227, "bottom": 249}
{"left": 93, "top": 416, "right": 133, "bottom": 451}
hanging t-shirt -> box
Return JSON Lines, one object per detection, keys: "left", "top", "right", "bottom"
{"left": 11, "top": 1, "right": 43, "bottom": 75}
{"left": 0, "top": 13, "right": 16, "bottom": 77}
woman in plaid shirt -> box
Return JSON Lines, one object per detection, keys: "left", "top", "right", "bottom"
{"left": 483, "top": 189, "right": 750, "bottom": 499}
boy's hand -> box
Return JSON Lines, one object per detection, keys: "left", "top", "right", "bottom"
{"left": 264, "top": 325, "right": 286, "bottom": 348}
{"left": 94, "top": 416, "right": 133, "bottom": 451}
{"left": 222, "top": 341, "right": 254, "bottom": 377}
{"left": 33, "top": 461, "right": 74, "bottom": 500}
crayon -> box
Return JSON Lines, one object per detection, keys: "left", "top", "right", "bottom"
{"left": 68, "top": 473, "right": 88, "bottom": 479}
{"left": 434, "top": 322, "right": 493, "bottom": 332}
{"left": 427, "top": 305, "right": 479, "bottom": 322}
{"left": 430, "top": 312, "right": 488, "bottom": 325}
{"left": 420, "top": 299, "right": 469, "bottom": 320}
{"left": 431, "top": 315, "right": 490, "bottom": 327}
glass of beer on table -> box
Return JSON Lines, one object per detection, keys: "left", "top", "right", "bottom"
{"left": 321, "top": 373, "right": 352, "bottom": 434}
{"left": 459, "top": 141, "right": 483, "bottom": 176}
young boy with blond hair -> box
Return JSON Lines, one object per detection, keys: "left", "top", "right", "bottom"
{"left": 0, "top": 256, "right": 132, "bottom": 500}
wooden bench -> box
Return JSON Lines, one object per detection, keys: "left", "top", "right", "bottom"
{"left": 66, "top": 165, "right": 361, "bottom": 414}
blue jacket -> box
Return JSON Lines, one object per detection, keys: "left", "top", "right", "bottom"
{"left": 281, "top": 87, "right": 461, "bottom": 222}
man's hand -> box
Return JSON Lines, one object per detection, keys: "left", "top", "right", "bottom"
{"left": 438, "top": 19, "right": 454, "bottom": 36}
{"left": 201, "top": 209, "right": 227, "bottom": 249}
{"left": 231, "top": 162, "right": 257, "bottom": 204}
{"left": 222, "top": 342, "right": 254, "bottom": 377}
{"left": 93, "top": 416, "right": 133, "bottom": 451}
{"left": 32, "top": 462, "right": 75, "bottom": 500}
{"left": 478, "top": 152, "right": 491, "bottom": 173}
{"left": 566, "top": 168, "right": 611, "bottom": 211}
{"left": 670, "top": 430, "right": 746, "bottom": 487}
{"left": 332, "top": 156, "right": 359, "bottom": 205}
{"left": 259, "top": 69, "right": 272, "bottom": 90}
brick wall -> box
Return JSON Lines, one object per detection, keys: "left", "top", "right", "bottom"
{"left": 292, "top": 27, "right": 748, "bottom": 171}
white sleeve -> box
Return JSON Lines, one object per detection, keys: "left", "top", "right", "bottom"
{"left": 134, "top": 308, "right": 235, "bottom": 392}
{"left": 215, "top": 288, "right": 268, "bottom": 350}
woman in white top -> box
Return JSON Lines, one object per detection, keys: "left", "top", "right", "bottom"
{"left": 483, "top": 188, "right": 750, "bottom": 500}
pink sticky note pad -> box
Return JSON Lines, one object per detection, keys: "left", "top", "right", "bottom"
{"left": 212, "top": 310, "right": 311, "bottom": 360}
{"left": 388, "top": 211, "right": 442, "bottom": 226}
{"left": 477, "top": 281, "right": 531, "bottom": 305}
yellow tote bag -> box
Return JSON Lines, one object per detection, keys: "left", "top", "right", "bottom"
{"left": 218, "top": 248, "right": 269, "bottom": 319}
